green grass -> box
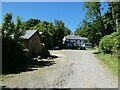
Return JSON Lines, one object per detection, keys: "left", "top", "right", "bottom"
{"left": 94, "top": 52, "right": 118, "bottom": 76}
{"left": 0, "top": 74, "right": 16, "bottom": 81}
{"left": 86, "top": 47, "right": 95, "bottom": 50}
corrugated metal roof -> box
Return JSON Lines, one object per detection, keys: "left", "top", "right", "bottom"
{"left": 21, "top": 30, "right": 38, "bottom": 39}
{"left": 65, "top": 35, "right": 88, "bottom": 40}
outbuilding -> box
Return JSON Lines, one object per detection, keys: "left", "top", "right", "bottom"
{"left": 21, "top": 30, "right": 50, "bottom": 59}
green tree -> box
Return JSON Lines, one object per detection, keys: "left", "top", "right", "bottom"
{"left": 83, "top": 2, "right": 106, "bottom": 36}
{"left": 109, "top": 2, "right": 120, "bottom": 32}
{"left": 75, "top": 2, "right": 119, "bottom": 46}
{"left": 14, "top": 16, "right": 24, "bottom": 41}
{"left": 75, "top": 20, "right": 89, "bottom": 37}
{"left": 75, "top": 19, "right": 102, "bottom": 46}
{"left": 32, "top": 20, "right": 71, "bottom": 49}
{"left": 2, "top": 13, "right": 26, "bottom": 73}
{"left": 102, "top": 9, "right": 116, "bottom": 35}
{"left": 32, "top": 21, "right": 54, "bottom": 49}
{"left": 2, "top": 12, "right": 15, "bottom": 37}
{"left": 21, "top": 18, "right": 40, "bottom": 30}
{"left": 64, "top": 27, "right": 71, "bottom": 36}
{"left": 16, "top": 16, "right": 22, "bottom": 30}
{"left": 53, "top": 20, "right": 65, "bottom": 48}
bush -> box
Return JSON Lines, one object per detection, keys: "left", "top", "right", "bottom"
{"left": 2, "top": 37, "right": 27, "bottom": 73}
{"left": 99, "top": 32, "right": 119, "bottom": 54}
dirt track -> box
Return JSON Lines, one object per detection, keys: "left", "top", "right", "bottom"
{"left": 1, "top": 50, "right": 118, "bottom": 88}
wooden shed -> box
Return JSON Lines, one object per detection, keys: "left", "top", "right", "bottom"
{"left": 21, "top": 30, "right": 49, "bottom": 59}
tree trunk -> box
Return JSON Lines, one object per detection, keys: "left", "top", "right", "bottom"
{"left": 116, "top": 18, "right": 119, "bottom": 32}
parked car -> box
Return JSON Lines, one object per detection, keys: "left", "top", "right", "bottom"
{"left": 79, "top": 44, "right": 86, "bottom": 50}
{"left": 53, "top": 45, "right": 60, "bottom": 50}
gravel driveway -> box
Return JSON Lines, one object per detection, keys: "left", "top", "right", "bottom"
{"left": 1, "top": 50, "right": 118, "bottom": 88}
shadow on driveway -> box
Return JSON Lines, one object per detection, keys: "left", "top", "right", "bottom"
{"left": 2, "top": 55, "right": 58, "bottom": 75}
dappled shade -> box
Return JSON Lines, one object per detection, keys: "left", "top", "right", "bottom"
{"left": 2, "top": 60, "right": 56, "bottom": 74}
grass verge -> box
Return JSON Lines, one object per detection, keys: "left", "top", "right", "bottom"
{"left": 94, "top": 52, "right": 118, "bottom": 76}
{"left": 86, "top": 47, "right": 95, "bottom": 50}
{"left": 0, "top": 74, "right": 16, "bottom": 81}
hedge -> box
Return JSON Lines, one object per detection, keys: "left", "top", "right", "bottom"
{"left": 99, "top": 32, "right": 119, "bottom": 54}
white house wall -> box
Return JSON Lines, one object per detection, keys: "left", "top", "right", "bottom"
{"left": 63, "top": 35, "right": 92, "bottom": 48}
{"left": 65, "top": 39, "right": 87, "bottom": 47}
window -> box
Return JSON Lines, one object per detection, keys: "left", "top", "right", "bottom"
{"left": 73, "top": 40, "right": 74, "bottom": 42}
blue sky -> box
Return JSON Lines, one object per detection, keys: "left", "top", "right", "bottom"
{"left": 1, "top": 2, "right": 108, "bottom": 32}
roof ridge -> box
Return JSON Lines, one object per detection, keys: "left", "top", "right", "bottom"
{"left": 21, "top": 30, "right": 38, "bottom": 39}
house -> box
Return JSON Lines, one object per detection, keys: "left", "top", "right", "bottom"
{"left": 63, "top": 35, "right": 92, "bottom": 49}
{"left": 21, "top": 30, "right": 50, "bottom": 59}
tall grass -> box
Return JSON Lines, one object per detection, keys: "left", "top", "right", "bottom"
{"left": 94, "top": 52, "right": 118, "bottom": 76}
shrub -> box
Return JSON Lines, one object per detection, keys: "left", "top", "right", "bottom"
{"left": 2, "top": 37, "right": 27, "bottom": 73}
{"left": 99, "top": 32, "right": 119, "bottom": 54}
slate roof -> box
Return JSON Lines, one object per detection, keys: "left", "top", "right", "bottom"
{"left": 65, "top": 35, "right": 88, "bottom": 40}
{"left": 21, "top": 30, "right": 38, "bottom": 39}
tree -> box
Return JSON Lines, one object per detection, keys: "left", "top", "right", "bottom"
{"left": 16, "top": 16, "right": 22, "bottom": 30}
{"left": 64, "top": 27, "right": 71, "bottom": 36}
{"left": 2, "top": 12, "right": 15, "bottom": 37}
{"left": 2, "top": 13, "right": 26, "bottom": 73}
{"left": 21, "top": 18, "right": 40, "bottom": 30}
{"left": 32, "top": 19, "right": 71, "bottom": 49}
{"left": 102, "top": 9, "right": 116, "bottom": 35}
{"left": 32, "top": 21, "right": 54, "bottom": 49}
{"left": 75, "top": 19, "right": 102, "bottom": 46}
{"left": 108, "top": 2, "right": 120, "bottom": 32}
{"left": 75, "top": 2, "right": 119, "bottom": 46}
{"left": 14, "top": 16, "right": 24, "bottom": 41}
{"left": 53, "top": 20, "right": 65, "bottom": 48}
{"left": 75, "top": 20, "right": 89, "bottom": 37}
{"left": 83, "top": 2, "right": 101, "bottom": 20}
{"left": 83, "top": 2, "right": 106, "bottom": 36}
